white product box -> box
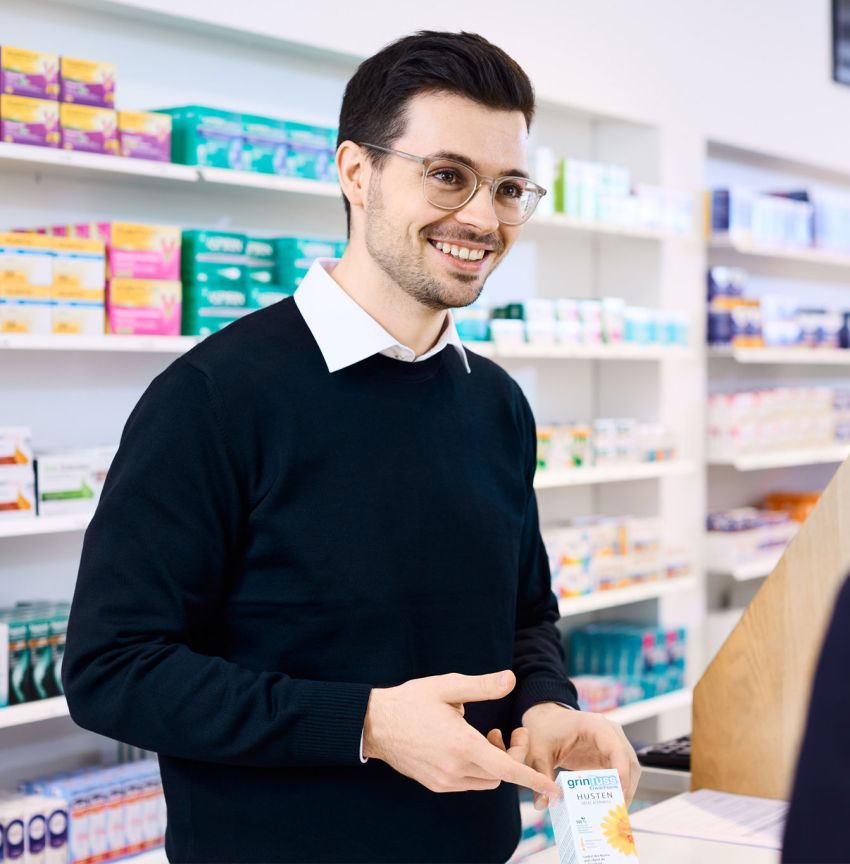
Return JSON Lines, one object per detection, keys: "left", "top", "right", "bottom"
{"left": 0, "top": 465, "right": 36, "bottom": 519}
{"left": 0, "top": 426, "right": 33, "bottom": 467}
{"left": 34, "top": 446, "right": 117, "bottom": 515}
{"left": 549, "top": 769, "right": 639, "bottom": 863}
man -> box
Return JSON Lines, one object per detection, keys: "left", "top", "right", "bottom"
{"left": 64, "top": 30, "right": 640, "bottom": 863}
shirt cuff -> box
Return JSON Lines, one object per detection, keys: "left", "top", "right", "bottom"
{"left": 359, "top": 728, "right": 368, "bottom": 764}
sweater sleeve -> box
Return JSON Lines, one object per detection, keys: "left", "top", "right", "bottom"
{"left": 509, "top": 383, "right": 580, "bottom": 726}
{"left": 63, "top": 357, "right": 371, "bottom": 767}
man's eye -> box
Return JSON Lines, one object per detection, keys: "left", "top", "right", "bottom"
{"left": 498, "top": 183, "right": 523, "bottom": 199}
{"left": 431, "top": 169, "right": 460, "bottom": 184}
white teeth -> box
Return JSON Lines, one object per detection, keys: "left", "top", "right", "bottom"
{"left": 432, "top": 240, "right": 487, "bottom": 261}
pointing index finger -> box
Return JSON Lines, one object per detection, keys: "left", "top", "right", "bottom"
{"left": 469, "top": 736, "right": 560, "bottom": 800}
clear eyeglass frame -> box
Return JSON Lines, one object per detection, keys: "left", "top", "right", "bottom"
{"left": 359, "top": 142, "right": 547, "bottom": 225}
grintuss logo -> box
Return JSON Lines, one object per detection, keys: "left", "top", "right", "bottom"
{"left": 565, "top": 774, "right": 619, "bottom": 790}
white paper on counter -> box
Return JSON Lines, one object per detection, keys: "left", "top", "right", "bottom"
{"left": 629, "top": 788, "right": 788, "bottom": 849}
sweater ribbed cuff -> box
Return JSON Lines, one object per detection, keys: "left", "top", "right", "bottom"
{"left": 292, "top": 682, "right": 373, "bottom": 766}
{"left": 513, "top": 677, "right": 580, "bottom": 728}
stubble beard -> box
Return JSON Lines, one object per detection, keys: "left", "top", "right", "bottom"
{"left": 364, "top": 179, "right": 492, "bottom": 312}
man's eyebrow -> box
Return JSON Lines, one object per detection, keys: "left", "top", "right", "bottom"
{"left": 430, "top": 150, "right": 531, "bottom": 180}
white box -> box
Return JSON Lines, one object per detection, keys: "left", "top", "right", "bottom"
{"left": 549, "top": 769, "right": 639, "bottom": 863}
{"left": 35, "top": 446, "right": 117, "bottom": 515}
{"left": 0, "top": 426, "right": 33, "bottom": 467}
{"left": 0, "top": 465, "right": 36, "bottom": 519}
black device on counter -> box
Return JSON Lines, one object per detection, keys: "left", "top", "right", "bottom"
{"left": 637, "top": 734, "right": 691, "bottom": 771}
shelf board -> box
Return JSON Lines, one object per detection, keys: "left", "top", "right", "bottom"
{"left": 709, "top": 346, "right": 850, "bottom": 365}
{"left": 0, "top": 697, "right": 70, "bottom": 730}
{"left": 708, "top": 445, "right": 850, "bottom": 471}
{"left": 710, "top": 234, "right": 850, "bottom": 269}
{"left": 0, "top": 142, "right": 198, "bottom": 184}
{"left": 532, "top": 212, "right": 690, "bottom": 241}
{"left": 558, "top": 576, "right": 697, "bottom": 616}
{"left": 534, "top": 461, "right": 694, "bottom": 488}
{"left": 198, "top": 167, "right": 341, "bottom": 197}
{"left": 463, "top": 341, "right": 692, "bottom": 361}
{"left": 0, "top": 333, "right": 200, "bottom": 353}
{"left": 0, "top": 513, "right": 93, "bottom": 539}
{"left": 600, "top": 689, "right": 692, "bottom": 726}
{"left": 708, "top": 552, "right": 782, "bottom": 582}
{"left": 130, "top": 851, "right": 168, "bottom": 864}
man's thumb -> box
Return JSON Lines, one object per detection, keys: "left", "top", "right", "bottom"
{"left": 437, "top": 670, "right": 516, "bottom": 703}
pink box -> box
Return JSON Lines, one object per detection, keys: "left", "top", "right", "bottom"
{"left": 106, "top": 279, "right": 181, "bottom": 336}
{"left": 118, "top": 111, "right": 171, "bottom": 163}
{"left": 73, "top": 223, "right": 181, "bottom": 281}
{"left": 59, "top": 103, "right": 118, "bottom": 155}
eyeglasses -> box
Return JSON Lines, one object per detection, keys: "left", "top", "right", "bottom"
{"left": 359, "top": 142, "right": 546, "bottom": 226}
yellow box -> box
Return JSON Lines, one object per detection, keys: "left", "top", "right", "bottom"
{"left": 0, "top": 232, "right": 53, "bottom": 334}
{"left": 118, "top": 111, "right": 171, "bottom": 137}
{"left": 51, "top": 236, "right": 106, "bottom": 335}
{"left": 108, "top": 223, "right": 181, "bottom": 254}
{"left": 0, "top": 94, "right": 60, "bottom": 146}
{"left": 106, "top": 278, "right": 181, "bottom": 336}
{"left": 59, "top": 56, "right": 116, "bottom": 106}
{"left": 59, "top": 103, "right": 118, "bottom": 155}
{"left": 0, "top": 46, "right": 60, "bottom": 98}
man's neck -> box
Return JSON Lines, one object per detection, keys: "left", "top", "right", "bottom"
{"left": 329, "top": 247, "right": 449, "bottom": 358}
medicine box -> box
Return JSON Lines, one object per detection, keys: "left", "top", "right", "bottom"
{"left": 158, "top": 105, "right": 244, "bottom": 169}
{"left": 71, "top": 222, "right": 181, "bottom": 282}
{"left": 34, "top": 446, "right": 116, "bottom": 516}
{"left": 117, "top": 111, "right": 171, "bottom": 162}
{"left": 59, "top": 103, "right": 118, "bottom": 155}
{"left": 0, "top": 46, "right": 60, "bottom": 100}
{"left": 274, "top": 237, "right": 344, "bottom": 292}
{"left": 106, "top": 279, "right": 182, "bottom": 336}
{"left": 283, "top": 120, "right": 337, "bottom": 181}
{"left": 0, "top": 427, "right": 33, "bottom": 467}
{"left": 0, "top": 232, "right": 53, "bottom": 334}
{"left": 0, "top": 94, "right": 59, "bottom": 147}
{"left": 242, "top": 113, "right": 287, "bottom": 174}
{"left": 51, "top": 236, "right": 106, "bottom": 335}
{"left": 0, "top": 467, "right": 36, "bottom": 520}
{"left": 181, "top": 230, "right": 246, "bottom": 286}
{"left": 549, "top": 769, "right": 638, "bottom": 863}
{"left": 59, "top": 56, "right": 116, "bottom": 108}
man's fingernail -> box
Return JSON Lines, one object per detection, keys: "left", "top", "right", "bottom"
{"left": 533, "top": 796, "right": 545, "bottom": 811}
{"left": 498, "top": 672, "right": 511, "bottom": 688}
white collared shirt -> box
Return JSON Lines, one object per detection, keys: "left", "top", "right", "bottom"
{"left": 293, "top": 258, "right": 471, "bottom": 374}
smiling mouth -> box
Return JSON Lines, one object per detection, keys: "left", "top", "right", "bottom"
{"left": 427, "top": 238, "right": 495, "bottom": 265}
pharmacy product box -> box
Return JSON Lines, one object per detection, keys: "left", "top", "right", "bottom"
{"left": 0, "top": 427, "right": 33, "bottom": 467}
{"left": 0, "top": 796, "right": 26, "bottom": 861}
{"left": 25, "top": 612, "right": 53, "bottom": 701}
{"left": 59, "top": 56, "right": 115, "bottom": 108}
{"left": 242, "top": 113, "right": 287, "bottom": 174}
{"left": 106, "top": 279, "right": 181, "bottom": 336}
{"left": 0, "top": 94, "right": 60, "bottom": 147}
{"left": 0, "top": 46, "right": 59, "bottom": 100}
{"left": 34, "top": 447, "right": 115, "bottom": 516}
{"left": 182, "top": 303, "right": 251, "bottom": 337}
{"left": 0, "top": 232, "right": 53, "bottom": 334}
{"left": 248, "top": 285, "right": 292, "bottom": 310}
{"left": 549, "top": 769, "right": 637, "bottom": 863}
{"left": 273, "top": 236, "right": 342, "bottom": 291}
{"left": 245, "top": 236, "right": 276, "bottom": 290}
{"left": 72, "top": 222, "right": 181, "bottom": 281}
{"left": 27, "top": 795, "right": 68, "bottom": 864}
{"left": 182, "top": 230, "right": 246, "bottom": 286}
{"left": 4, "top": 607, "right": 33, "bottom": 704}
{"left": 158, "top": 105, "right": 244, "bottom": 169}
{"left": 51, "top": 236, "right": 106, "bottom": 335}
{"left": 117, "top": 110, "right": 171, "bottom": 162}
{"left": 59, "top": 103, "right": 118, "bottom": 155}
{"left": 283, "top": 120, "right": 336, "bottom": 181}
{"left": 0, "top": 468, "right": 35, "bottom": 520}
{"left": 0, "top": 618, "right": 8, "bottom": 707}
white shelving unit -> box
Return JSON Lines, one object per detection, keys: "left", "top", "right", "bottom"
{"left": 0, "top": 0, "right": 706, "bottom": 795}
{"left": 707, "top": 553, "right": 782, "bottom": 582}
{"left": 709, "top": 233, "right": 850, "bottom": 270}
{"left": 709, "top": 346, "right": 850, "bottom": 365}
{"left": 602, "top": 689, "right": 692, "bottom": 726}
{"left": 0, "top": 513, "right": 93, "bottom": 539}
{"left": 558, "top": 576, "right": 696, "bottom": 616}
{"left": 708, "top": 445, "right": 850, "bottom": 471}
{"left": 0, "top": 698, "right": 70, "bottom": 730}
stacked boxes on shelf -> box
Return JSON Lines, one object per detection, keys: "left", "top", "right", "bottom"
{"left": 1, "top": 44, "right": 171, "bottom": 160}
{"left": 568, "top": 623, "right": 687, "bottom": 710}
{"left": 16, "top": 759, "right": 165, "bottom": 863}
{"left": 181, "top": 233, "right": 345, "bottom": 336}
{"left": 455, "top": 296, "right": 689, "bottom": 348}
{"left": 0, "top": 427, "right": 35, "bottom": 520}
{"left": 543, "top": 515, "right": 689, "bottom": 599}
{"left": 0, "top": 600, "right": 70, "bottom": 707}
{"left": 157, "top": 105, "right": 338, "bottom": 180}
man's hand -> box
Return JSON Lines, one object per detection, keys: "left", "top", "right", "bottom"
{"left": 362, "top": 670, "right": 562, "bottom": 801}
{"left": 521, "top": 702, "right": 641, "bottom": 809}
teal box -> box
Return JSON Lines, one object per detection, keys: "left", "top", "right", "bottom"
{"left": 249, "top": 284, "right": 293, "bottom": 310}
{"left": 242, "top": 114, "right": 287, "bottom": 175}
{"left": 245, "top": 237, "right": 276, "bottom": 290}
{"left": 274, "top": 236, "right": 342, "bottom": 292}
{"left": 284, "top": 121, "right": 336, "bottom": 181}
{"left": 182, "top": 230, "right": 247, "bottom": 287}
{"left": 182, "top": 303, "right": 252, "bottom": 338}
{"left": 157, "top": 105, "right": 244, "bottom": 170}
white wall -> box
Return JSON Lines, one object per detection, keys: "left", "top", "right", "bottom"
{"left": 62, "top": 0, "right": 850, "bottom": 176}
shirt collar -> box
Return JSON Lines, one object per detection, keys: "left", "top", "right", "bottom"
{"left": 293, "top": 258, "right": 471, "bottom": 374}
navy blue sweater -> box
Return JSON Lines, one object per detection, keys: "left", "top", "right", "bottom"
{"left": 63, "top": 297, "right": 578, "bottom": 863}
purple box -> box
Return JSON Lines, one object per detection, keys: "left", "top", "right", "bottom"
{"left": 0, "top": 47, "right": 59, "bottom": 100}
{"left": 0, "top": 95, "right": 59, "bottom": 147}
{"left": 59, "top": 104, "right": 118, "bottom": 155}
{"left": 118, "top": 111, "right": 171, "bottom": 162}
{"left": 59, "top": 56, "right": 116, "bottom": 109}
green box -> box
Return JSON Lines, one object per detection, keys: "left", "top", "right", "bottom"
{"left": 242, "top": 114, "right": 287, "bottom": 175}
{"left": 5, "top": 609, "right": 33, "bottom": 705}
{"left": 182, "top": 230, "right": 247, "bottom": 287}
{"left": 182, "top": 301, "right": 252, "bottom": 337}
{"left": 156, "top": 105, "right": 245, "bottom": 169}
{"left": 245, "top": 236, "right": 276, "bottom": 290}
{"left": 283, "top": 121, "right": 336, "bottom": 181}
{"left": 248, "top": 284, "right": 294, "bottom": 310}
{"left": 274, "top": 236, "right": 344, "bottom": 292}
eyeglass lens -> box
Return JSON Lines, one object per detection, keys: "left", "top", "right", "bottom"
{"left": 423, "top": 159, "right": 539, "bottom": 225}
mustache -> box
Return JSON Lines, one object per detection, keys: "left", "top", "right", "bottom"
{"left": 422, "top": 230, "right": 504, "bottom": 254}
